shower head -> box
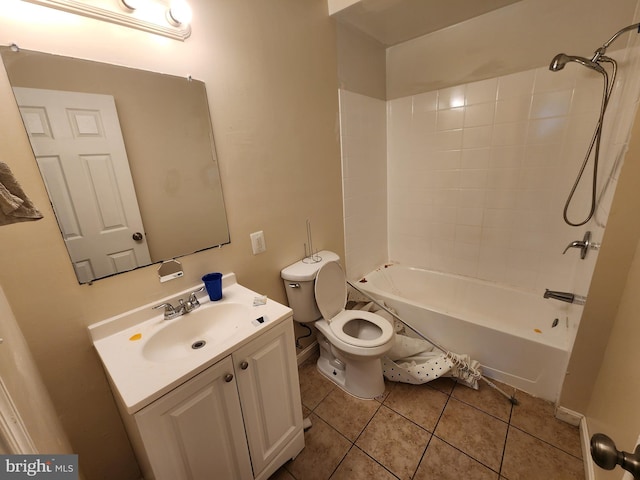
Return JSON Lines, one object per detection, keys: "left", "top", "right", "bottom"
{"left": 549, "top": 53, "right": 606, "bottom": 74}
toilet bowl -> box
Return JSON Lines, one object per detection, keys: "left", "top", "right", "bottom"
{"left": 280, "top": 252, "right": 394, "bottom": 399}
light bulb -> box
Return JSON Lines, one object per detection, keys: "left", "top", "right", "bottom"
{"left": 119, "top": 0, "right": 141, "bottom": 12}
{"left": 167, "top": 0, "right": 192, "bottom": 26}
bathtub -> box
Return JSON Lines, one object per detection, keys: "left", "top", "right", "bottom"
{"left": 355, "top": 264, "right": 582, "bottom": 402}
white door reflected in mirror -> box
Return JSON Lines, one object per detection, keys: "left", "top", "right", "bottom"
{"left": 14, "top": 87, "right": 151, "bottom": 283}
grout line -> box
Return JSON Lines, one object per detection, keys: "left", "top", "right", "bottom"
{"left": 351, "top": 445, "right": 401, "bottom": 480}
{"left": 410, "top": 388, "right": 453, "bottom": 478}
{"left": 497, "top": 390, "right": 515, "bottom": 477}
{"left": 508, "top": 424, "right": 584, "bottom": 461}
{"left": 295, "top": 362, "right": 582, "bottom": 480}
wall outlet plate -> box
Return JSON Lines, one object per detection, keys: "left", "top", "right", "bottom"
{"left": 250, "top": 231, "right": 266, "bottom": 254}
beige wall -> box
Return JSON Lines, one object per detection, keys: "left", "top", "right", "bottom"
{"left": 0, "top": 1, "right": 343, "bottom": 478}
{"left": 587, "top": 240, "right": 640, "bottom": 479}
{"left": 559, "top": 105, "right": 640, "bottom": 412}
{"left": 0, "top": 286, "right": 74, "bottom": 456}
{"left": 559, "top": 101, "right": 640, "bottom": 428}
{"left": 337, "top": 22, "right": 386, "bottom": 100}
{"left": 386, "top": 0, "right": 638, "bottom": 98}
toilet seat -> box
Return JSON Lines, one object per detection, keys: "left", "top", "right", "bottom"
{"left": 315, "top": 261, "right": 393, "bottom": 348}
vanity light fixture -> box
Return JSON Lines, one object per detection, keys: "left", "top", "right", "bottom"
{"left": 22, "top": 0, "right": 192, "bottom": 41}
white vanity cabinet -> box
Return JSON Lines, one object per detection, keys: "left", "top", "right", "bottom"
{"left": 134, "top": 355, "right": 253, "bottom": 479}
{"left": 232, "top": 318, "right": 304, "bottom": 478}
{"left": 131, "top": 318, "right": 304, "bottom": 480}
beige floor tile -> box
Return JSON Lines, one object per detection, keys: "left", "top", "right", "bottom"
{"left": 510, "top": 391, "right": 582, "bottom": 458}
{"left": 383, "top": 382, "right": 448, "bottom": 431}
{"left": 298, "top": 359, "right": 335, "bottom": 410}
{"left": 356, "top": 405, "right": 431, "bottom": 480}
{"left": 315, "top": 388, "right": 380, "bottom": 441}
{"left": 286, "top": 413, "right": 351, "bottom": 480}
{"left": 452, "top": 377, "right": 514, "bottom": 422}
{"left": 374, "top": 378, "right": 396, "bottom": 403}
{"left": 427, "top": 376, "right": 457, "bottom": 394}
{"left": 269, "top": 466, "right": 296, "bottom": 480}
{"left": 414, "top": 436, "right": 499, "bottom": 480}
{"left": 502, "top": 427, "right": 585, "bottom": 480}
{"left": 434, "top": 397, "right": 508, "bottom": 471}
{"left": 330, "top": 446, "right": 397, "bottom": 480}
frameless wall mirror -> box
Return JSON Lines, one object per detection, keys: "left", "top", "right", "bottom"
{"left": 0, "top": 47, "right": 230, "bottom": 284}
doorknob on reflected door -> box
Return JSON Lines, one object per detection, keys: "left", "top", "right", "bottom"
{"left": 591, "top": 433, "right": 640, "bottom": 479}
{"left": 132, "top": 232, "right": 143, "bottom": 241}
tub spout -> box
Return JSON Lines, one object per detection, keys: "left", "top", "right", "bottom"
{"left": 544, "top": 289, "right": 586, "bottom": 305}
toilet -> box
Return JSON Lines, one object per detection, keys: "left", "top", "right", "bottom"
{"left": 281, "top": 251, "right": 395, "bottom": 399}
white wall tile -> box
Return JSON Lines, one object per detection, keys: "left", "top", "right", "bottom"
{"left": 466, "top": 78, "right": 498, "bottom": 105}
{"left": 495, "top": 96, "right": 532, "bottom": 124}
{"left": 413, "top": 91, "right": 438, "bottom": 112}
{"left": 497, "top": 70, "right": 535, "bottom": 99}
{"left": 463, "top": 125, "right": 493, "bottom": 149}
{"left": 530, "top": 90, "right": 573, "bottom": 119}
{"left": 438, "top": 85, "right": 466, "bottom": 109}
{"left": 464, "top": 102, "right": 495, "bottom": 127}
{"left": 461, "top": 148, "right": 491, "bottom": 169}
{"left": 343, "top": 44, "right": 640, "bottom": 294}
{"left": 437, "top": 107, "right": 465, "bottom": 130}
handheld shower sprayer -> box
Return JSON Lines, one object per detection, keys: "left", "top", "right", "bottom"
{"left": 548, "top": 22, "right": 640, "bottom": 227}
{"left": 549, "top": 53, "right": 606, "bottom": 74}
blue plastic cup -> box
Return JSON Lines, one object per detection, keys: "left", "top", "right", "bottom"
{"left": 202, "top": 272, "right": 223, "bottom": 301}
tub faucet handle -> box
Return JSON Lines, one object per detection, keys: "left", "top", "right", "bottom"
{"left": 563, "top": 231, "right": 597, "bottom": 259}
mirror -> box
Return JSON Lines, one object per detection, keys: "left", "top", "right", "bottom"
{"left": 0, "top": 47, "right": 230, "bottom": 284}
{"left": 158, "top": 259, "right": 184, "bottom": 283}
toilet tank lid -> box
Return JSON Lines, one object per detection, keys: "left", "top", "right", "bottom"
{"left": 280, "top": 250, "right": 340, "bottom": 281}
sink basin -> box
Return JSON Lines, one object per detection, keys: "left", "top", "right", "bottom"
{"left": 142, "top": 303, "right": 250, "bottom": 362}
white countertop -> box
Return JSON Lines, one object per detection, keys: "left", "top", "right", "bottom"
{"left": 88, "top": 274, "right": 292, "bottom": 414}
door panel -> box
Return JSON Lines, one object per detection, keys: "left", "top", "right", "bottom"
{"left": 13, "top": 87, "right": 151, "bottom": 283}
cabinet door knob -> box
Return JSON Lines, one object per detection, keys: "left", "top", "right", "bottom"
{"left": 224, "top": 373, "right": 234, "bottom": 382}
{"left": 240, "top": 361, "right": 249, "bottom": 370}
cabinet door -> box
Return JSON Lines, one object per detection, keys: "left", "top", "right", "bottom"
{"left": 134, "top": 356, "right": 252, "bottom": 480}
{"left": 233, "top": 319, "right": 303, "bottom": 477}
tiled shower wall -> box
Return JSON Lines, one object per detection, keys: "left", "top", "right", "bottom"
{"left": 340, "top": 48, "right": 640, "bottom": 292}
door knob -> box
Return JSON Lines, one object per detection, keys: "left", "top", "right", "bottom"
{"left": 132, "top": 232, "right": 143, "bottom": 241}
{"left": 224, "top": 373, "right": 234, "bottom": 383}
{"left": 240, "top": 361, "right": 249, "bottom": 370}
{"left": 591, "top": 433, "right": 640, "bottom": 478}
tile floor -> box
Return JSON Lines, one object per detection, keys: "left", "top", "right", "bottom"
{"left": 270, "top": 354, "right": 585, "bottom": 480}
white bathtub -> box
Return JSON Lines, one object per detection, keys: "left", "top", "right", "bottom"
{"left": 355, "top": 264, "right": 582, "bottom": 402}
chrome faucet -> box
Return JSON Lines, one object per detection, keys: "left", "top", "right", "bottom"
{"left": 543, "top": 289, "right": 587, "bottom": 305}
{"left": 153, "top": 287, "right": 205, "bottom": 320}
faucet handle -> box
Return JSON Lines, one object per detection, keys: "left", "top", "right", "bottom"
{"left": 152, "top": 302, "right": 180, "bottom": 320}
{"left": 188, "top": 286, "right": 205, "bottom": 306}
{"left": 562, "top": 231, "right": 593, "bottom": 259}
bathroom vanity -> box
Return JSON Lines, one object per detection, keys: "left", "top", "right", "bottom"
{"left": 88, "top": 274, "right": 304, "bottom": 480}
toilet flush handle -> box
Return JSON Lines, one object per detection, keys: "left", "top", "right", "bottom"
{"left": 288, "top": 283, "right": 300, "bottom": 288}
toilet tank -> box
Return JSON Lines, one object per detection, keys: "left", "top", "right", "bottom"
{"left": 280, "top": 251, "right": 340, "bottom": 323}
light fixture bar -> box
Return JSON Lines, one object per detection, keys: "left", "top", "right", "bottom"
{"left": 22, "top": 0, "right": 191, "bottom": 41}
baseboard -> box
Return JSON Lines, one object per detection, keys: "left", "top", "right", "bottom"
{"left": 555, "top": 405, "right": 582, "bottom": 427}
{"left": 580, "top": 416, "right": 595, "bottom": 480}
{"left": 296, "top": 341, "right": 318, "bottom": 366}
{"left": 580, "top": 416, "right": 596, "bottom": 480}
{"left": 555, "top": 406, "right": 592, "bottom": 480}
